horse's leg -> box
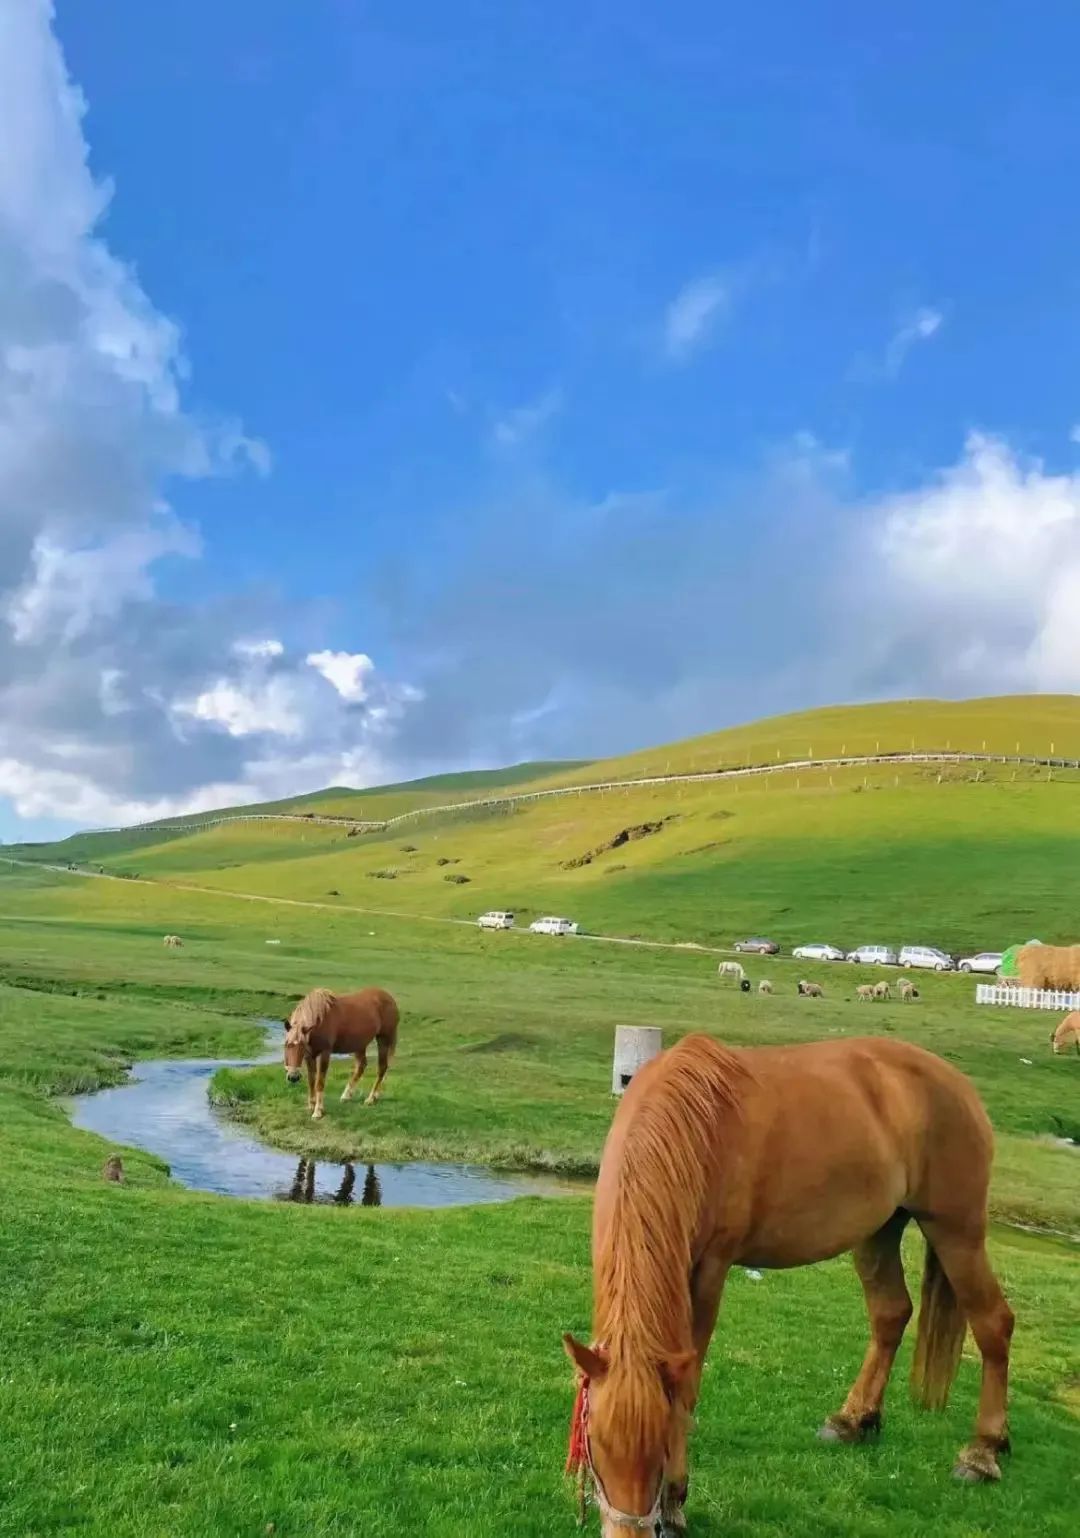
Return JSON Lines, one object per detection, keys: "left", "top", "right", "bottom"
{"left": 312, "top": 1052, "right": 330, "bottom": 1119}
{"left": 365, "top": 1035, "right": 391, "bottom": 1105}
{"left": 305, "top": 1058, "right": 317, "bottom": 1115}
{"left": 821, "top": 1210, "right": 912, "bottom": 1443}
{"left": 919, "top": 1219, "right": 1014, "bottom": 1482}
{"left": 663, "top": 1252, "right": 730, "bottom": 1531}
{"left": 341, "top": 1050, "right": 367, "bottom": 1101}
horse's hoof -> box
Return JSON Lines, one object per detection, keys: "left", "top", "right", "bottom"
{"left": 819, "top": 1413, "right": 879, "bottom": 1445}
{"left": 952, "top": 1451, "right": 1001, "bottom": 1484}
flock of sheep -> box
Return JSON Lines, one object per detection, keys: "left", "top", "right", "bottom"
{"left": 717, "top": 959, "right": 918, "bottom": 1003}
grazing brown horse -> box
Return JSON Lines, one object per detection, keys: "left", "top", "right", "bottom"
{"left": 565, "top": 1034, "right": 1013, "bottom": 1535}
{"left": 283, "top": 987, "right": 399, "bottom": 1119}
{"left": 1050, "top": 1012, "right": 1080, "bottom": 1054}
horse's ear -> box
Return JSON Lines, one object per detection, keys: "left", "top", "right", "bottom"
{"left": 659, "top": 1350, "right": 697, "bottom": 1399}
{"left": 563, "top": 1333, "right": 607, "bottom": 1381}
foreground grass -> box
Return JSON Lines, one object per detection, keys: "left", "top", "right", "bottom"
{"left": 0, "top": 872, "right": 1076, "bottom": 1536}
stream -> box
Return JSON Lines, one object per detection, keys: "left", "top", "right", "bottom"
{"left": 67, "top": 1028, "right": 583, "bottom": 1208}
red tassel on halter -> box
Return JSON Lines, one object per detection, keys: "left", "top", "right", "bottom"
{"left": 566, "top": 1376, "right": 589, "bottom": 1476}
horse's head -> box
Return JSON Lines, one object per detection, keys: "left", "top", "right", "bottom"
{"left": 283, "top": 1016, "right": 309, "bottom": 1081}
{"left": 564, "top": 1335, "right": 694, "bottom": 1536}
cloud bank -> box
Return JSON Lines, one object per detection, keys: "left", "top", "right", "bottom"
{"left": 0, "top": 2, "right": 413, "bottom": 829}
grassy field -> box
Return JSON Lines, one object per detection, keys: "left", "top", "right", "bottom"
{"left": 0, "top": 861, "right": 1076, "bottom": 1537}
{"left": 12, "top": 697, "right": 1080, "bottom": 955}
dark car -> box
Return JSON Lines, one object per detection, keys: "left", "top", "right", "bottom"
{"left": 733, "top": 936, "right": 780, "bottom": 955}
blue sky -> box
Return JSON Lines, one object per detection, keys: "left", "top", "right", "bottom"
{"left": 3, "top": 1, "right": 1080, "bottom": 838}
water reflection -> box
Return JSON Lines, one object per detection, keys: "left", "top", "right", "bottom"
{"left": 278, "top": 1159, "right": 383, "bottom": 1207}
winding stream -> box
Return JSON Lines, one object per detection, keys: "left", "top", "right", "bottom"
{"left": 67, "top": 1028, "right": 583, "bottom": 1208}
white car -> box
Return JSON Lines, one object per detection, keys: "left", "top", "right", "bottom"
{"left": 792, "top": 943, "right": 845, "bottom": 963}
{"left": 957, "top": 951, "right": 1003, "bottom": 974}
{"left": 847, "top": 944, "right": 899, "bottom": 966}
{"left": 529, "top": 916, "right": 578, "bottom": 936}
{"left": 477, "top": 911, "right": 515, "bottom": 930}
{"left": 898, "top": 945, "right": 955, "bottom": 972}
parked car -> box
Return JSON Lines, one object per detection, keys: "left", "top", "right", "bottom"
{"left": 899, "top": 945, "right": 955, "bottom": 972}
{"left": 734, "top": 937, "right": 780, "bottom": 955}
{"left": 847, "top": 944, "right": 899, "bottom": 966}
{"left": 529, "top": 916, "right": 578, "bottom": 936}
{"left": 792, "top": 943, "right": 846, "bottom": 963}
{"left": 477, "top": 911, "right": 515, "bottom": 930}
{"left": 957, "top": 951, "right": 1004, "bottom": 974}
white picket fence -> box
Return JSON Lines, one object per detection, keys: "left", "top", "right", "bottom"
{"left": 975, "top": 982, "right": 1080, "bottom": 1011}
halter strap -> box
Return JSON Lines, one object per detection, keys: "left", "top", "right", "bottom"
{"left": 567, "top": 1370, "right": 664, "bottom": 1532}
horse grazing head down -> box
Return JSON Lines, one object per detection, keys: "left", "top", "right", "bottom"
{"left": 564, "top": 1335, "right": 695, "bottom": 1535}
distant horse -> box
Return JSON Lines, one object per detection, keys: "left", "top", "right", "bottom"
{"left": 797, "top": 979, "right": 824, "bottom": 997}
{"left": 716, "top": 961, "right": 745, "bottom": 984}
{"left": 283, "top": 987, "right": 399, "bottom": 1119}
{"left": 565, "top": 1034, "right": 1013, "bottom": 1533}
{"left": 1050, "top": 1012, "right": 1080, "bottom": 1055}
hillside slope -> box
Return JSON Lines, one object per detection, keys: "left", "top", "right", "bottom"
{"left": 7, "top": 696, "right": 1080, "bottom": 950}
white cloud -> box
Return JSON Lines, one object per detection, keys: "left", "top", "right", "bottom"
{"left": 855, "top": 432, "right": 1080, "bottom": 692}
{"left": 883, "top": 306, "right": 944, "bottom": 377}
{"left": 490, "top": 388, "right": 562, "bottom": 449}
{"left": 233, "top": 637, "right": 284, "bottom": 659}
{"left": 306, "top": 649, "right": 375, "bottom": 702}
{"left": 0, "top": 4, "right": 420, "bottom": 831}
{"left": 174, "top": 678, "right": 307, "bottom": 740}
{"left": 663, "top": 274, "right": 730, "bottom": 361}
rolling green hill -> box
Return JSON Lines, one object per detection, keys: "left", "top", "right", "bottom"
{"left": 7, "top": 696, "right": 1080, "bottom": 950}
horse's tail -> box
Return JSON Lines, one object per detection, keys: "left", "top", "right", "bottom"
{"left": 377, "top": 991, "right": 400, "bottom": 1062}
{"left": 910, "top": 1239, "right": 966, "bottom": 1410}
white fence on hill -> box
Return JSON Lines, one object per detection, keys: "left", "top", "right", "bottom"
{"left": 975, "top": 982, "right": 1080, "bottom": 1012}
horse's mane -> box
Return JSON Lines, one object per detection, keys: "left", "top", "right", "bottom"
{"left": 289, "top": 987, "right": 337, "bottom": 1037}
{"left": 594, "top": 1033, "right": 748, "bottom": 1455}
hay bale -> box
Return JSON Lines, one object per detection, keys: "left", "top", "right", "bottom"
{"left": 1018, "top": 942, "right": 1080, "bottom": 990}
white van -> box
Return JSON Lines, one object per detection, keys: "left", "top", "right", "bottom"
{"left": 847, "top": 944, "right": 899, "bottom": 966}
{"left": 898, "top": 945, "right": 954, "bottom": 972}
{"left": 529, "top": 916, "right": 578, "bottom": 936}
{"left": 477, "top": 911, "right": 515, "bottom": 930}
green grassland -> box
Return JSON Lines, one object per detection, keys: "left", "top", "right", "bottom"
{"left": 0, "top": 867, "right": 1076, "bottom": 1537}
{"left": 11, "top": 697, "right": 1080, "bottom": 954}
{"left": 45, "top": 762, "right": 1079, "bottom": 953}
{"left": 1, "top": 699, "right": 1078, "bottom": 1535}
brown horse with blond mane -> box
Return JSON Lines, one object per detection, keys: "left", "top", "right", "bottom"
{"left": 283, "top": 987, "right": 399, "bottom": 1118}
{"left": 564, "top": 1033, "right": 1014, "bottom": 1534}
